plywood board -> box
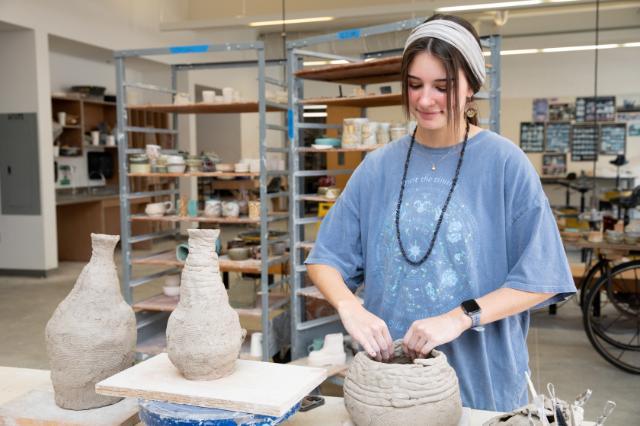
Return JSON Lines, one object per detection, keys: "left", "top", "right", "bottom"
{"left": 96, "top": 353, "right": 326, "bottom": 417}
{"left": 0, "top": 390, "right": 138, "bottom": 426}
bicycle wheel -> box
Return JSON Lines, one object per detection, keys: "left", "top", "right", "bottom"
{"left": 583, "top": 260, "right": 640, "bottom": 374}
{"left": 578, "top": 259, "right": 608, "bottom": 309}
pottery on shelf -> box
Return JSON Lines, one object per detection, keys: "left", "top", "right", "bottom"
{"left": 343, "top": 341, "right": 462, "bottom": 426}
{"left": 45, "top": 233, "right": 136, "bottom": 410}
{"left": 166, "top": 229, "right": 246, "bottom": 380}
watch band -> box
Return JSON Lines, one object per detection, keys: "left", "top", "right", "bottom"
{"left": 461, "top": 299, "right": 483, "bottom": 331}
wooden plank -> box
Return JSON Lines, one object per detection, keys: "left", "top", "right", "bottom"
{"left": 300, "top": 93, "right": 401, "bottom": 108}
{"left": 128, "top": 102, "right": 282, "bottom": 114}
{"left": 130, "top": 251, "right": 289, "bottom": 274}
{"left": 0, "top": 390, "right": 138, "bottom": 426}
{"left": 294, "top": 56, "right": 402, "bottom": 84}
{"left": 128, "top": 172, "right": 259, "bottom": 178}
{"left": 95, "top": 353, "right": 327, "bottom": 417}
{"left": 298, "top": 195, "right": 337, "bottom": 203}
{"left": 130, "top": 214, "right": 261, "bottom": 224}
{"left": 210, "top": 179, "right": 261, "bottom": 190}
{"left": 297, "top": 145, "right": 384, "bottom": 153}
{"left": 133, "top": 293, "right": 288, "bottom": 316}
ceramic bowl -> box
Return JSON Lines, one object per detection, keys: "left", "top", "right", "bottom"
{"left": 163, "top": 285, "right": 180, "bottom": 297}
{"left": 234, "top": 162, "right": 249, "bottom": 173}
{"left": 166, "top": 155, "right": 185, "bottom": 165}
{"left": 167, "top": 164, "right": 186, "bottom": 173}
{"left": 216, "top": 163, "right": 235, "bottom": 172}
{"left": 130, "top": 163, "right": 151, "bottom": 173}
{"left": 314, "top": 137, "right": 341, "bottom": 148}
{"left": 165, "top": 274, "right": 180, "bottom": 287}
{"left": 228, "top": 247, "right": 250, "bottom": 261}
{"left": 605, "top": 230, "right": 624, "bottom": 244}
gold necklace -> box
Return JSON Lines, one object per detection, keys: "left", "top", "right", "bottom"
{"left": 430, "top": 146, "right": 462, "bottom": 171}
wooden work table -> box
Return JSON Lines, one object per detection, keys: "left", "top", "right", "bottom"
{"left": 56, "top": 191, "right": 152, "bottom": 261}
{"left": 1, "top": 365, "right": 508, "bottom": 426}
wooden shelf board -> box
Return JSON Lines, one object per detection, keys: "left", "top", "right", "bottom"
{"left": 128, "top": 102, "right": 282, "bottom": 114}
{"left": 297, "top": 144, "right": 385, "bottom": 153}
{"left": 295, "top": 56, "right": 402, "bottom": 84}
{"left": 297, "top": 285, "right": 363, "bottom": 305}
{"left": 131, "top": 250, "right": 289, "bottom": 273}
{"left": 133, "top": 293, "right": 289, "bottom": 316}
{"left": 130, "top": 214, "right": 286, "bottom": 225}
{"left": 298, "top": 241, "right": 316, "bottom": 250}
{"left": 298, "top": 195, "right": 337, "bottom": 203}
{"left": 128, "top": 172, "right": 259, "bottom": 178}
{"left": 300, "top": 93, "right": 401, "bottom": 108}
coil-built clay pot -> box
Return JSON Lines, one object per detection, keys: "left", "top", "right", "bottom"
{"left": 45, "top": 233, "right": 136, "bottom": 410}
{"left": 344, "top": 341, "right": 462, "bottom": 426}
{"left": 166, "top": 229, "right": 245, "bottom": 380}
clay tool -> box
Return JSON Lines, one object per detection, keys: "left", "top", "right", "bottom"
{"left": 574, "top": 389, "right": 592, "bottom": 407}
{"left": 594, "top": 400, "right": 616, "bottom": 426}
{"left": 546, "top": 383, "right": 557, "bottom": 424}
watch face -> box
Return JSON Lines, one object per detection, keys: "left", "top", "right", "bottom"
{"left": 461, "top": 299, "right": 481, "bottom": 314}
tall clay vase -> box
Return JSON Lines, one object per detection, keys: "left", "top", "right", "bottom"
{"left": 45, "top": 234, "right": 136, "bottom": 410}
{"left": 167, "top": 229, "right": 245, "bottom": 380}
{"left": 344, "top": 341, "right": 462, "bottom": 426}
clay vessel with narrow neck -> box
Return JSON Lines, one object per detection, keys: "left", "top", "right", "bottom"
{"left": 166, "top": 229, "right": 245, "bottom": 380}
{"left": 45, "top": 233, "right": 136, "bottom": 410}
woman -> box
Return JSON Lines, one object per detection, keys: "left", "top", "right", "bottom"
{"left": 305, "top": 14, "right": 576, "bottom": 412}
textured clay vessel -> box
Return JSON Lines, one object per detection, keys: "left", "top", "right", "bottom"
{"left": 166, "top": 229, "right": 245, "bottom": 380}
{"left": 344, "top": 341, "right": 462, "bottom": 426}
{"left": 45, "top": 233, "right": 136, "bottom": 410}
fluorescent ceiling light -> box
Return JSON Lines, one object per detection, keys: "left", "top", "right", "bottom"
{"left": 249, "top": 17, "right": 333, "bottom": 27}
{"left": 303, "top": 59, "right": 349, "bottom": 66}
{"left": 501, "top": 48, "right": 541, "bottom": 55}
{"left": 437, "top": 1, "right": 542, "bottom": 12}
{"left": 303, "top": 112, "right": 328, "bottom": 118}
{"left": 542, "top": 44, "right": 619, "bottom": 53}
{"left": 623, "top": 42, "right": 640, "bottom": 47}
{"left": 303, "top": 105, "right": 327, "bottom": 110}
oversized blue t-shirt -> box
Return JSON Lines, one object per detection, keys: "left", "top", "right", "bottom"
{"left": 305, "top": 130, "right": 576, "bottom": 412}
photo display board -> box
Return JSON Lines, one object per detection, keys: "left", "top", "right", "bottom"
{"left": 600, "top": 123, "right": 627, "bottom": 155}
{"left": 520, "top": 122, "right": 545, "bottom": 152}
{"left": 575, "top": 96, "right": 616, "bottom": 122}
{"left": 571, "top": 124, "right": 599, "bottom": 161}
{"left": 542, "top": 153, "right": 567, "bottom": 176}
{"left": 545, "top": 122, "right": 571, "bottom": 153}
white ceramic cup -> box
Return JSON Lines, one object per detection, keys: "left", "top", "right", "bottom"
{"left": 204, "top": 199, "right": 222, "bottom": 218}
{"left": 250, "top": 332, "right": 263, "bottom": 358}
{"left": 222, "top": 87, "right": 234, "bottom": 103}
{"left": 222, "top": 201, "right": 240, "bottom": 218}
{"left": 145, "top": 144, "right": 161, "bottom": 161}
{"left": 202, "top": 90, "right": 215, "bottom": 103}
{"left": 106, "top": 135, "right": 116, "bottom": 146}
{"left": 91, "top": 131, "right": 100, "bottom": 146}
{"left": 57, "top": 112, "right": 66, "bottom": 126}
{"left": 145, "top": 201, "right": 173, "bottom": 217}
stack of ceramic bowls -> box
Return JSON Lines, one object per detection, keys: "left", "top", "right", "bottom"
{"left": 166, "top": 155, "right": 186, "bottom": 173}
{"left": 185, "top": 156, "right": 203, "bottom": 172}
{"left": 129, "top": 154, "right": 150, "bottom": 173}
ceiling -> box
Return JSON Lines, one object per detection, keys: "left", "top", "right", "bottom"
{"left": 158, "top": 0, "right": 640, "bottom": 41}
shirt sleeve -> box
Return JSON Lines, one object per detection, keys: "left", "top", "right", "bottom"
{"left": 503, "top": 152, "right": 577, "bottom": 308}
{"left": 304, "top": 160, "right": 367, "bottom": 292}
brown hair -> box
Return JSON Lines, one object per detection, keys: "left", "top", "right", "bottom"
{"left": 401, "top": 14, "right": 483, "bottom": 133}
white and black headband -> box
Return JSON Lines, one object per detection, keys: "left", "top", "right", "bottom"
{"left": 404, "top": 19, "right": 486, "bottom": 87}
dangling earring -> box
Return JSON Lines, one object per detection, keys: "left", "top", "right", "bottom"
{"left": 464, "top": 100, "right": 478, "bottom": 118}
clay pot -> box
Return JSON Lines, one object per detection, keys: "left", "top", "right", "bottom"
{"left": 166, "top": 229, "right": 246, "bottom": 380}
{"left": 45, "top": 233, "right": 136, "bottom": 410}
{"left": 344, "top": 341, "right": 462, "bottom": 426}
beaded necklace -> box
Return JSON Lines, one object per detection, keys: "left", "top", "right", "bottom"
{"left": 395, "top": 120, "right": 470, "bottom": 266}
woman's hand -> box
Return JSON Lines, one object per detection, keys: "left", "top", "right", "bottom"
{"left": 337, "top": 300, "right": 394, "bottom": 362}
{"left": 402, "top": 309, "right": 471, "bottom": 359}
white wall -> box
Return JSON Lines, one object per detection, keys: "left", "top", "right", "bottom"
{"left": 0, "top": 28, "right": 57, "bottom": 272}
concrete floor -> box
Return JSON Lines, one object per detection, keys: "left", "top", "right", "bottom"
{"left": 1, "top": 260, "right": 638, "bottom": 425}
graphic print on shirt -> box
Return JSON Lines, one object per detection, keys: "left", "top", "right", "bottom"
{"left": 374, "top": 174, "right": 480, "bottom": 339}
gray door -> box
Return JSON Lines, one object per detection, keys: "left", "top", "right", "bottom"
{"left": 0, "top": 113, "right": 41, "bottom": 215}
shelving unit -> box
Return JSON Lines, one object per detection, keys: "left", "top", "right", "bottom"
{"left": 114, "top": 41, "right": 290, "bottom": 361}
{"left": 287, "top": 20, "right": 502, "bottom": 359}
